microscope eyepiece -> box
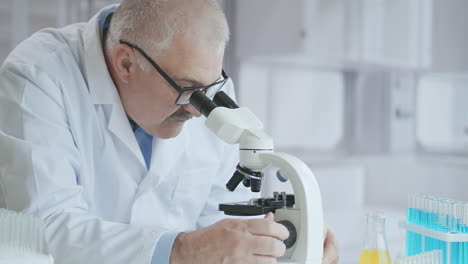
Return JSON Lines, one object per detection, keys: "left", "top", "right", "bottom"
{"left": 189, "top": 90, "right": 217, "bottom": 117}
{"left": 213, "top": 91, "right": 239, "bottom": 109}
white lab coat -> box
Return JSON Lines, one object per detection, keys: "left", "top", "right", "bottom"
{"left": 0, "top": 6, "right": 256, "bottom": 264}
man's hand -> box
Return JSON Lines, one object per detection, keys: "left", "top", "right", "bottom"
{"left": 170, "top": 213, "right": 289, "bottom": 264}
{"left": 323, "top": 225, "right": 339, "bottom": 264}
{"left": 171, "top": 213, "right": 289, "bottom": 264}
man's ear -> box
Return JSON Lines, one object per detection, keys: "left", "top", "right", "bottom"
{"left": 110, "top": 44, "right": 135, "bottom": 84}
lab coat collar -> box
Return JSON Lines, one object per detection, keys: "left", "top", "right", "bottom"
{"left": 83, "top": 5, "right": 146, "bottom": 168}
{"left": 135, "top": 129, "right": 188, "bottom": 196}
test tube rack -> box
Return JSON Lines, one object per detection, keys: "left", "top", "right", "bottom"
{"left": 400, "top": 221, "right": 468, "bottom": 264}
{"left": 402, "top": 194, "right": 468, "bottom": 264}
{"left": 394, "top": 250, "right": 443, "bottom": 264}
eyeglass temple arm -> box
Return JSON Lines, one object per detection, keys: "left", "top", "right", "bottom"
{"left": 119, "top": 40, "right": 182, "bottom": 92}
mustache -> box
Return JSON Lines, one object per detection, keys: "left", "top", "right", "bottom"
{"left": 165, "top": 109, "right": 193, "bottom": 121}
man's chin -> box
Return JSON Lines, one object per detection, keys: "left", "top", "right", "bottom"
{"left": 150, "top": 119, "right": 186, "bottom": 139}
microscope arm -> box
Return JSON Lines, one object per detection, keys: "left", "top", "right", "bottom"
{"left": 259, "top": 152, "right": 324, "bottom": 264}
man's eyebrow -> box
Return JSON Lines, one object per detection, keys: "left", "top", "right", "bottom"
{"left": 173, "top": 78, "right": 205, "bottom": 87}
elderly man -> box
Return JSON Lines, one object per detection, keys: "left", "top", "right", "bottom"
{"left": 0, "top": 0, "right": 338, "bottom": 263}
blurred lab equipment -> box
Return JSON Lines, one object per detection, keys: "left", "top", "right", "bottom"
{"left": 401, "top": 194, "right": 468, "bottom": 264}
{"left": 358, "top": 212, "right": 391, "bottom": 264}
{"left": 394, "top": 250, "right": 443, "bottom": 264}
{"left": 189, "top": 90, "right": 324, "bottom": 264}
{"left": 0, "top": 209, "right": 53, "bottom": 264}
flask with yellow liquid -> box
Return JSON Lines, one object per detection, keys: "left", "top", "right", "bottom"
{"left": 358, "top": 212, "right": 392, "bottom": 264}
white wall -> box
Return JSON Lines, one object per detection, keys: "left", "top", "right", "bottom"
{"left": 0, "top": 0, "right": 117, "bottom": 64}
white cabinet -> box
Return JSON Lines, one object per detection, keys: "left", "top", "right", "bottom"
{"left": 269, "top": 69, "right": 344, "bottom": 150}
{"left": 235, "top": 0, "right": 428, "bottom": 68}
{"left": 235, "top": 0, "right": 347, "bottom": 65}
{"left": 416, "top": 74, "right": 468, "bottom": 152}
{"left": 346, "top": 0, "right": 432, "bottom": 69}
{"left": 237, "top": 62, "right": 345, "bottom": 151}
{"left": 429, "top": 0, "right": 468, "bottom": 71}
{"left": 234, "top": 0, "right": 468, "bottom": 71}
{"left": 351, "top": 0, "right": 468, "bottom": 71}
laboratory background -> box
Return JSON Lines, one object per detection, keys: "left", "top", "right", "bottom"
{"left": 1, "top": 0, "right": 468, "bottom": 263}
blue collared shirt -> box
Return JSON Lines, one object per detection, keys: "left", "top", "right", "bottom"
{"left": 98, "top": 6, "right": 179, "bottom": 264}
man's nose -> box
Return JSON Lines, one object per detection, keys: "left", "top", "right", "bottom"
{"left": 183, "top": 103, "right": 202, "bottom": 117}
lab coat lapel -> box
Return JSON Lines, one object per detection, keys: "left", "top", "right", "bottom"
{"left": 82, "top": 10, "right": 146, "bottom": 168}
{"left": 130, "top": 128, "right": 188, "bottom": 227}
{"left": 151, "top": 130, "right": 187, "bottom": 181}
{"left": 136, "top": 128, "right": 188, "bottom": 196}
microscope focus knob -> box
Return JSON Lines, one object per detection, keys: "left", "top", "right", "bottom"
{"left": 278, "top": 220, "right": 297, "bottom": 249}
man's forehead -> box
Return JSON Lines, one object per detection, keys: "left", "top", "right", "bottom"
{"left": 172, "top": 76, "right": 204, "bottom": 87}
{"left": 172, "top": 70, "right": 223, "bottom": 87}
{"left": 159, "top": 35, "right": 224, "bottom": 86}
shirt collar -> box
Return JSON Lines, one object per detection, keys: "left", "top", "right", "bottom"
{"left": 83, "top": 5, "right": 120, "bottom": 105}
{"left": 97, "top": 5, "right": 117, "bottom": 40}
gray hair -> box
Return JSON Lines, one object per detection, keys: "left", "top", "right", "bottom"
{"left": 105, "top": 0, "right": 230, "bottom": 72}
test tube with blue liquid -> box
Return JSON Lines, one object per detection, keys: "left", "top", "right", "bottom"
{"left": 406, "top": 195, "right": 468, "bottom": 264}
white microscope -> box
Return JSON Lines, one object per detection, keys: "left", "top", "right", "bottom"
{"left": 190, "top": 91, "right": 324, "bottom": 264}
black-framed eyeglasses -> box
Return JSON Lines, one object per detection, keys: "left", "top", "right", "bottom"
{"left": 120, "top": 40, "right": 229, "bottom": 105}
